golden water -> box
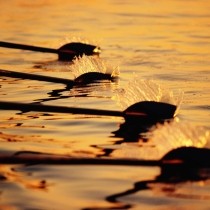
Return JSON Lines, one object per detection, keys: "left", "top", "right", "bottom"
{"left": 0, "top": 0, "right": 210, "bottom": 209}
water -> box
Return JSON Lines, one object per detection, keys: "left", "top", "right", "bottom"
{"left": 0, "top": 0, "right": 210, "bottom": 209}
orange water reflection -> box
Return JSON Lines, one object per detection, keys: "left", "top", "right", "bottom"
{"left": 0, "top": 0, "right": 210, "bottom": 209}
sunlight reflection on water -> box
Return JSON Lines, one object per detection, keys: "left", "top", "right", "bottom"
{"left": 0, "top": 0, "right": 210, "bottom": 209}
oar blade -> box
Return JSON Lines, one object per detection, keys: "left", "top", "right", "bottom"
{"left": 159, "top": 147, "right": 210, "bottom": 182}
{"left": 161, "top": 146, "right": 210, "bottom": 167}
{"left": 58, "top": 42, "right": 101, "bottom": 61}
{"left": 74, "top": 72, "right": 117, "bottom": 84}
{"left": 124, "top": 101, "right": 177, "bottom": 121}
{"left": 0, "top": 41, "right": 101, "bottom": 61}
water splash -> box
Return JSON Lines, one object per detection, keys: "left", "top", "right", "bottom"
{"left": 60, "top": 35, "right": 99, "bottom": 46}
{"left": 69, "top": 55, "right": 119, "bottom": 79}
{"left": 149, "top": 119, "right": 209, "bottom": 145}
{"left": 49, "top": 35, "right": 99, "bottom": 49}
{"left": 115, "top": 76, "right": 183, "bottom": 110}
{"left": 112, "top": 119, "right": 209, "bottom": 160}
{"left": 142, "top": 119, "right": 210, "bottom": 158}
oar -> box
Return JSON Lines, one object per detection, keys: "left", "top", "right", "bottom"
{"left": 0, "top": 147, "right": 209, "bottom": 168}
{"left": 0, "top": 41, "right": 101, "bottom": 61}
{"left": 0, "top": 69, "right": 114, "bottom": 86}
{"left": 0, "top": 100, "right": 176, "bottom": 121}
{"left": 105, "top": 146, "right": 210, "bottom": 204}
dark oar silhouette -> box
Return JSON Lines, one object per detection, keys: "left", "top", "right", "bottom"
{"left": 0, "top": 41, "right": 101, "bottom": 61}
{"left": 0, "top": 147, "right": 209, "bottom": 210}
{"left": 105, "top": 146, "right": 210, "bottom": 209}
{"left": 0, "top": 100, "right": 176, "bottom": 122}
{"left": 0, "top": 69, "right": 115, "bottom": 86}
{"left": 0, "top": 146, "right": 209, "bottom": 167}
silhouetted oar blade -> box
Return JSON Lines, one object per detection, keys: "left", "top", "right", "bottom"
{"left": 0, "top": 100, "right": 176, "bottom": 120}
{"left": 0, "top": 69, "right": 115, "bottom": 85}
{"left": 159, "top": 147, "right": 210, "bottom": 182}
{"left": 58, "top": 42, "right": 100, "bottom": 60}
{"left": 0, "top": 147, "right": 209, "bottom": 170}
{"left": 124, "top": 101, "right": 176, "bottom": 120}
{"left": 161, "top": 147, "right": 210, "bottom": 167}
{"left": 59, "top": 42, "right": 100, "bottom": 55}
{"left": 74, "top": 72, "right": 115, "bottom": 84}
{"left": 0, "top": 41, "right": 101, "bottom": 61}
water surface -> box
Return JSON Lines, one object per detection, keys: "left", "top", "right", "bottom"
{"left": 0, "top": 0, "right": 210, "bottom": 209}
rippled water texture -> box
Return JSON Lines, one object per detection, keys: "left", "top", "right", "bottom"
{"left": 0, "top": 0, "right": 210, "bottom": 209}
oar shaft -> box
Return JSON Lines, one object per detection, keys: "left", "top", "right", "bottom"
{"left": 0, "top": 154, "right": 160, "bottom": 166}
{"left": 0, "top": 101, "right": 123, "bottom": 117}
{"left": 0, "top": 69, "right": 74, "bottom": 85}
{"left": 0, "top": 41, "right": 57, "bottom": 54}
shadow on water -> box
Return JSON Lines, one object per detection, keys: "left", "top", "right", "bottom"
{"left": 34, "top": 84, "right": 79, "bottom": 103}
{"left": 93, "top": 118, "right": 173, "bottom": 158}
{"left": 83, "top": 147, "right": 210, "bottom": 210}
{"left": 36, "top": 72, "right": 118, "bottom": 103}
{"left": 102, "top": 172, "right": 210, "bottom": 210}
{"left": 13, "top": 72, "right": 118, "bottom": 106}
{"left": 112, "top": 118, "right": 171, "bottom": 143}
